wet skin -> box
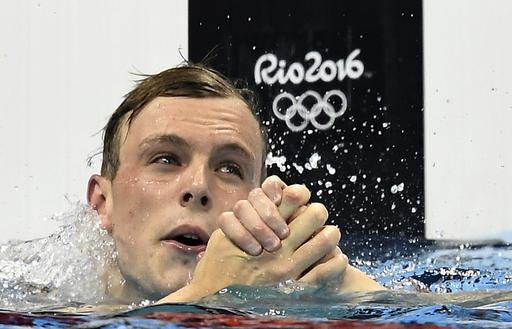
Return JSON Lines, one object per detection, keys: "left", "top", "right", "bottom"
{"left": 89, "top": 96, "right": 264, "bottom": 300}
{"left": 88, "top": 96, "right": 384, "bottom": 302}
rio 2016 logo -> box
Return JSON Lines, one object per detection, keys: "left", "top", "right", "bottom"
{"left": 254, "top": 50, "right": 364, "bottom": 132}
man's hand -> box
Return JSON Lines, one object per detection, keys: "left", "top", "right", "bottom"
{"left": 157, "top": 177, "right": 384, "bottom": 303}
{"left": 218, "top": 176, "right": 307, "bottom": 255}
{"left": 158, "top": 200, "right": 342, "bottom": 303}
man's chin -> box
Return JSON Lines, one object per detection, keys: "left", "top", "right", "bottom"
{"left": 149, "top": 267, "right": 196, "bottom": 299}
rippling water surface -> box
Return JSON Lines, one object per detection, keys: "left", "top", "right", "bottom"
{"left": 0, "top": 204, "right": 511, "bottom": 328}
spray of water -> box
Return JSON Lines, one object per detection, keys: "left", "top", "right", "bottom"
{"left": 0, "top": 202, "right": 115, "bottom": 310}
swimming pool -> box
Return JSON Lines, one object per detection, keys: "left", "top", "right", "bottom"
{"left": 0, "top": 204, "right": 511, "bottom": 328}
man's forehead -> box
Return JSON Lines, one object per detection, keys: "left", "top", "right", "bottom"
{"left": 123, "top": 95, "right": 252, "bottom": 125}
{"left": 118, "top": 96, "right": 263, "bottom": 152}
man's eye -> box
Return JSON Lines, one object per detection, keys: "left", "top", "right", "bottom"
{"left": 152, "top": 155, "right": 179, "bottom": 165}
{"left": 218, "top": 163, "right": 243, "bottom": 178}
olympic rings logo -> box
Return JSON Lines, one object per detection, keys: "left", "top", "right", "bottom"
{"left": 272, "top": 90, "right": 347, "bottom": 132}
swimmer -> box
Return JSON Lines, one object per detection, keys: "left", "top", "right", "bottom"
{"left": 86, "top": 63, "right": 384, "bottom": 304}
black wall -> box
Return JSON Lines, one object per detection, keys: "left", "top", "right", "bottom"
{"left": 189, "top": 0, "right": 424, "bottom": 237}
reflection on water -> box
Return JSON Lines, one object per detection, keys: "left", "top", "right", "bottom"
{"left": 0, "top": 204, "right": 511, "bottom": 328}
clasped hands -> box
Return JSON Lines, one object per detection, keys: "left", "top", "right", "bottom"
{"left": 159, "top": 176, "right": 381, "bottom": 303}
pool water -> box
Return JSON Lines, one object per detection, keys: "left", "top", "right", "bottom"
{"left": 0, "top": 204, "right": 511, "bottom": 328}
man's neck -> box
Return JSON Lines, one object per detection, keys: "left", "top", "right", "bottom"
{"left": 103, "top": 261, "right": 150, "bottom": 304}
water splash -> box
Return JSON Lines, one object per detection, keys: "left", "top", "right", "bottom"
{"left": 0, "top": 202, "right": 115, "bottom": 310}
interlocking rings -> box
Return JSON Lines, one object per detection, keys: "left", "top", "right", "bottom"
{"left": 272, "top": 90, "right": 348, "bottom": 132}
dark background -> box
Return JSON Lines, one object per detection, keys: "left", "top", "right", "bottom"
{"left": 189, "top": 0, "right": 424, "bottom": 237}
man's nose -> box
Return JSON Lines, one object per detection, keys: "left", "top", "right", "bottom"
{"left": 179, "top": 165, "right": 211, "bottom": 209}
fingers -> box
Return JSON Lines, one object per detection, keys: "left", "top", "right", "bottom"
{"left": 277, "top": 184, "right": 311, "bottom": 221}
{"left": 234, "top": 198, "right": 283, "bottom": 253}
{"left": 290, "top": 225, "right": 341, "bottom": 274}
{"left": 217, "top": 211, "right": 263, "bottom": 256}
{"left": 283, "top": 203, "right": 329, "bottom": 251}
{"left": 218, "top": 177, "right": 312, "bottom": 256}
{"left": 298, "top": 249, "right": 349, "bottom": 289}
{"left": 261, "top": 175, "right": 287, "bottom": 205}
{"left": 247, "top": 188, "right": 289, "bottom": 240}
{"left": 318, "top": 246, "right": 343, "bottom": 264}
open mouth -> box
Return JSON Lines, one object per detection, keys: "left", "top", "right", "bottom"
{"left": 173, "top": 233, "right": 204, "bottom": 247}
{"left": 161, "top": 227, "right": 209, "bottom": 254}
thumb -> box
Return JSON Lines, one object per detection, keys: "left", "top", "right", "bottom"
{"left": 277, "top": 184, "right": 311, "bottom": 221}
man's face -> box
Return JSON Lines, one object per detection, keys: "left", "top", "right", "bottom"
{"left": 105, "top": 96, "right": 263, "bottom": 299}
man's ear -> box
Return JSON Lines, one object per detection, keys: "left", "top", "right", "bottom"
{"left": 87, "top": 174, "right": 113, "bottom": 233}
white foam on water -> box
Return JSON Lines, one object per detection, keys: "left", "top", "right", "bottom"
{"left": 0, "top": 202, "right": 115, "bottom": 310}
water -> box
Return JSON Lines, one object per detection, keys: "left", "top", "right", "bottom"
{"left": 0, "top": 204, "right": 511, "bottom": 328}
{"left": 0, "top": 203, "right": 115, "bottom": 310}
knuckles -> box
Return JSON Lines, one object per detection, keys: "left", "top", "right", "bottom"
{"left": 339, "top": 253, "right": 349, "bottom": 268}
{"left": 282, "top": 184, "right": 310, "bottom": 205}
{"left": 321, "top": 225, "right": 341, "bottom": 244}
{"left": 248, "top": 188, "right": 265, "bottom": 199}
{"left": 250, "top": 223, "right": 268, "bottom": 236}
{"left": 307, "top": 202, "right": 329, "bottom": 224}
{"left": 232, "top": 199, "right": 250, "bottom": 215}
{"left": 269, "top": 263, "right": 293, "bottom": 282}
{"left": 217, "top": 211, "right": 232, "bottom": 228}
{"left": 262, "top": 175, "right": 284, "bottom": 187}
